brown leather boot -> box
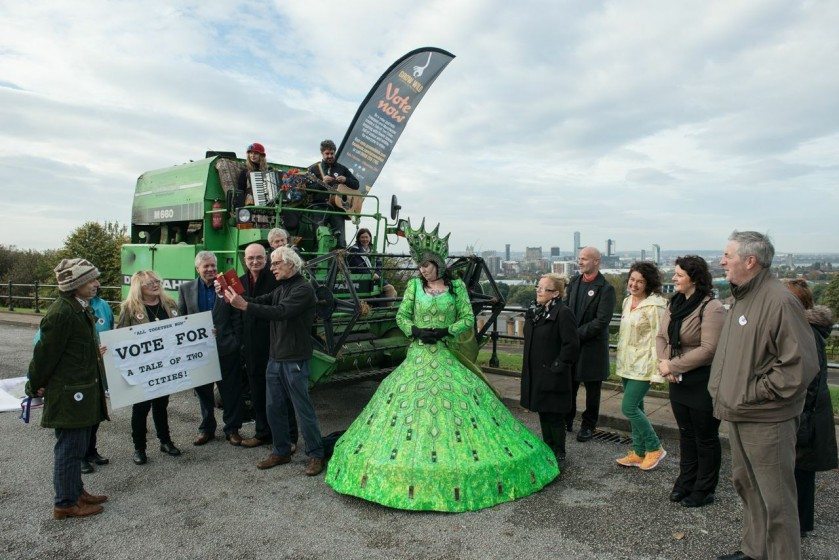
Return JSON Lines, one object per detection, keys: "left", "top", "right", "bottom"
{"left": 53, "top": 502, "right": 104, "bottom": 520}
{"left": 257, "top": 454, "right": 291, "bottom": 470}
{"left": 79, "top": 489, "right": 108, "bottom": 505}
{"left": 304, "top": 457, "right": 324, "bottom": 476}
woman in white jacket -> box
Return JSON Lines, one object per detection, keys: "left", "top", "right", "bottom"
{"left": 615, "top": 261, "right": 667, "bottom": 471}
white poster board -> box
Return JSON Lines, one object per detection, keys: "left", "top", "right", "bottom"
{"left": 99, "top": 311, "right": 221, "bottom": 409}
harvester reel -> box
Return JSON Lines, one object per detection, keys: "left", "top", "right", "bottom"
{"left": 448, "top": 256, "right": 506, "bottom": 341}
{"left": 305, "top": 251, "right": 363, "bottom": 356}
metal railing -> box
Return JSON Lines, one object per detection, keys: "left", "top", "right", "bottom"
{"left": 2, "top": 281, "right": 122, "bottom": 313}
{"left": 479, "top": 304, "right": 839, "bottom": 373}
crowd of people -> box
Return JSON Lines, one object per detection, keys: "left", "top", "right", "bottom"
{"left": 26, "top": 219, "right": 836, "bottom": 559}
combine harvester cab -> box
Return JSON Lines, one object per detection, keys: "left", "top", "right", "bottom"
{"left": 122, "top": 151, "right": 506, "bottom": 386}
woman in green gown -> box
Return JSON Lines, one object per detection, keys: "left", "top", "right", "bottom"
{"left": 325, "top": 221, "right": 559, "bottom": 512}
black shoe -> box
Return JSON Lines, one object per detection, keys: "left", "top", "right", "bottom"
{"left": 133, "top": 450, "right": 148, "bottom": 465}
{"left": 80, "top": 460, "right": 95, "bottom": 474}
{"left": 576, "top": 427, "right": 594, "bottom": 442}
{"left": 86, "top": 452, "right": 109, "bottom": 465}
{"left": 160, "top": 442, "right": 182, "bottom": 456}
{"left": 716, "top": 551, "right": 754, "bottom": 560}
{"left": 669, "top": 489, "right": 689, "bottom": 502}
{"left": 556, "top": 452, "right": 567, "bottom": 467}
{"left": 682, "top": 493, "right": 715, "bottom": 508}
{"left": 565, "top": 423, "right": 574, "bottom": 433}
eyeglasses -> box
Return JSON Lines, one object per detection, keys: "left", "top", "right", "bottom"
{"left": 142, "top": 280, "right": 162, "bottom": 287}
{"left": 269, "top": 261, "right": 286, "bottom": 268}
{"left": 535, "top": 286, "right": 557, "bottom": 293}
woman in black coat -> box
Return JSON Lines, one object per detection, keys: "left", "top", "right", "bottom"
{"left": 521, "top": 274, "right": 581, "bottom": 464}
{"left": 783, "top": 279, "right": 838, "bottom": 538}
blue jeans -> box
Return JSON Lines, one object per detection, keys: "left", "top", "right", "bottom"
{"left": 54, "top": 426, "right": 92, "bottom": 507}
{"left": 266, "top": 359, "right": 323, "bottom": 458}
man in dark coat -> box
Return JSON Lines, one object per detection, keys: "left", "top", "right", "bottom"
{"left": 178, "top": 251, "right": 244, "bottom": 446}
{"left": 563, "top": 247, "right": 616, "bottom": 442}
{"left": 307, "top": 139, "right": 359, "bottom": 248}
{"left": 236, "top": 243, "right": 298, "bottom": 449}
{"left": 521, "top": 274, "right": 580, "bottom": 463}
{"left": 27, "top": 258, "right": 109, "bottom": 519}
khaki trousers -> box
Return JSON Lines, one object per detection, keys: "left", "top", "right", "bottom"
{"left": 728, "top": 419, "right": 800, "bottom": 560}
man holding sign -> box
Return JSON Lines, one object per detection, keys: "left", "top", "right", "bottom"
{"left": 178, "top": 251, "right": 244, "bottom": 446}
{"left": 223, "top": 246, "right": 325, "bottom": 476}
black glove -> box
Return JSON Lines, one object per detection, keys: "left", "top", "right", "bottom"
{"left": 410, "top": 326, "right": 425, "bottom": 339}
{"left": 430, "top": 328, "right": 449, "bottom": 340}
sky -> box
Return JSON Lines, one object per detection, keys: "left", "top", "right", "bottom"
{"left": 1, "top": 0, "right": 838, "bottom": 255}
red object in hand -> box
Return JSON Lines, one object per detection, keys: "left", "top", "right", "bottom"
{"left": 216, "top": 270, "right": 244, "bottom": 301}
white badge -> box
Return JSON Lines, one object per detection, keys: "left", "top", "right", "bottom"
{"left": 588, "top": 290, "right": 595, "bottom": 297}
{"left": 738, "top": 315, "right": 748, "bottom": 326}
{"left": 171, "top": 310, "right": 178, "bottom": 316}
{"left": 73, "top": 392, "right": 84, "bottom": 402}
{"left": 136, "top": 313, "right": 145, "bottom": 321}
{"left": 96, "top": 317, "right": 105, "bottom": 325}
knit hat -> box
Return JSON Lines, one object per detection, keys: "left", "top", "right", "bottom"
{"left": 54, "top": 258, "right": 100, "bottom": 292}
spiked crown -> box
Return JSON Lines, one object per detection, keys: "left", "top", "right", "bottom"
{"left": 405, "top": 218, "right": 450, "bottom": 271}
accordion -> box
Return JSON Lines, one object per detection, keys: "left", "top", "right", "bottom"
{"left": 250, "top": 171, "right": 281, "bottom": 206}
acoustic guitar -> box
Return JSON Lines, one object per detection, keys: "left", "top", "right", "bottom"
{"left": 307, "top": 170, "right": 364, "bottom": 216}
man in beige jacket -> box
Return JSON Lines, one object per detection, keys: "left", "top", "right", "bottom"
{"left": 709, "top": 231, "right": 818, "bottom": 560}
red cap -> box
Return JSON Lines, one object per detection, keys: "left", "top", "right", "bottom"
{"left": 247, "top": 142, "right": 265, "bottom": 155}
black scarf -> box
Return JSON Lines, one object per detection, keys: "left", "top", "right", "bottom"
{"left": 529, "top": 296, "right": 559, "bottom": 324}
{"left": 667, "top": 292, "right": 704, "bottom": 358}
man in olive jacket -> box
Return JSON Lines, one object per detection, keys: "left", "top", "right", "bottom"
{"left": 27, "top": 258, "right": 109, "bottom": 519}
{"left": 709, "top": 232, "right": 818, "bottom": 560}
{"left": 563, "top": 247, "right": 616, "bottom": 442}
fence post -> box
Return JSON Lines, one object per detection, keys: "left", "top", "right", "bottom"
{"left": 7, "top": 280, "right": 13, "bottom": 311}
{"left": 34, "top": 280, "right": 40, "bottom": 313}
{"left": 489, "top": 318, "right": 499, "bottom": 368}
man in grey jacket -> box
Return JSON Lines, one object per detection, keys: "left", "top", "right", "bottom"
{"left": 709, "top": 231, "right": 818, "bottom": 560}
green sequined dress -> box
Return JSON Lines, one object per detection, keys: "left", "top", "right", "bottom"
{"left": 325, "top": 278, "right": 559, "bottom": 512}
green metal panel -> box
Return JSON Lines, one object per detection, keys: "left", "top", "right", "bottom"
{"left": 132, "top": 158, "right": 218, "bottom": 224}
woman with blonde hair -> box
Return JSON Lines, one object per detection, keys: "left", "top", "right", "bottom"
{"left": 118, "top": 271, "right": 182, "bottom": 465}
{"left": 521, "top": 273, "right": 580, "bottom": 464}
{"left": 237, "top": 142, "right": 269, "bottom": 207}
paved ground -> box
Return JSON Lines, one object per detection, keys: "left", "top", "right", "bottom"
{"left": 1, "top": 319, "right": 838, "bottom": 560}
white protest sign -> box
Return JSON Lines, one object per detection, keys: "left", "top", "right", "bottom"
{"left": 99, "top": 311, "right": 221, "bottom": 409}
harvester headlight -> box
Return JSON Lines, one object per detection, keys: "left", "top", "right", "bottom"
{"left": 237, "top": 208, "right": 252, "bottom": 223}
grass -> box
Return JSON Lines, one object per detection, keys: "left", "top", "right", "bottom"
{"left": 831, "top": 386, "right": 839, "bottom": 415}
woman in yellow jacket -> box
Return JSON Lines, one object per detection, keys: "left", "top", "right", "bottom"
{"left": 615, "top": 261, "right": 667, "bottom": 471}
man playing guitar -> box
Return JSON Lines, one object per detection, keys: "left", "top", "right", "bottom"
{"left": 307, "top": 139, "right": 360, "bottom": 248}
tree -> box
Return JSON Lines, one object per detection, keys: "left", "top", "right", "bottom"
{"left": 604, "top": 273, "right": 627, "bottom": 314}
{"left": 820, "top": 274, "right": 839, "bottom": 319}
{"left": 506, "top": 285, "right": 536, "bottom": 307}
{"left": 60, "top": 221, "right": 129, "bottom": 287}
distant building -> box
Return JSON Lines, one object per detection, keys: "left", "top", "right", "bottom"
{"left": 481, "top": 250, "right": 496, "bottom": 258}
{"left": 652, "top": 244, "right": 661, "bottom": 265}
{"left": 485, "top": 256, "right": 501, "bottom": 274}
{"left": 465, "top": 244, "right": 476, "bottom": 256}
{"left": 573, "top": 232, "right": 581, "bottom": 259}
{"left": 785, "top": 253, "right": 794, "bottom": 268}
{"left": 641, "top": 249, "right": 647, "bottom": 261}
{"left": 552, "top": 261, "right": 578, "bottom": 277}
{"left": 606, "top": 239, "right": 615, "bottom": 257}
{"left": 525, "top": 247, "right": 543, "bottom": 260}
{"left": 505, "top": 244, "right": 511, "bottom": 261}
{"left": 501, "top": 260, "right": 520, "bottom": 274}
{"left": 550, "top": 246, "right": 560, "bottom": 257}
{"left": 601, "top": 255, "right": 620, "bottom": 269}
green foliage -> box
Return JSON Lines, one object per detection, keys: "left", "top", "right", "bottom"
{"left": 604, "top": 273, "right": 627, "bottom": 313}
{"left": 0, "top": 245, "right": 59, "bottom": 283}
{"left": 820, "top": 275, "right": 839, "bottom": 319}
{"left": 59, "top": 221, "right": 128, "bottom": 287}
{"left": 382, "top": 256, "right": 414, "bottom": 297}
{"left": 506, "top": 284, "right": 536, "bottom": 307}
{"left": 830, "top": 386, "right": 839, "bottom": 418}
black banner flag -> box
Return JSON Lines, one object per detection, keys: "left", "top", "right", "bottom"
{"left": 336, "top": 47, "right": 455, "bottom": 194}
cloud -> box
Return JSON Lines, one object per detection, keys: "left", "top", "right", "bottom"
{"left": 0, "top": 0, "right": 838, "bottom": 255}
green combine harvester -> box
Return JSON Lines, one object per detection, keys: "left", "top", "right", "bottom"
{"left": 121, "top": 151, "right": 505, "bottom": 385}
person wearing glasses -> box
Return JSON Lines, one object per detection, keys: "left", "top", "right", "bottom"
{"left": 222, "top": 247, "right": 324, "bottom": 476}
{"left": 117, "top": 271, "right": 183, "bottom": 465}
{"left": 235, "top": 243, "right": 298, "bottom": 451}
{"left": 521, "top": 274, "right": 580, "bottom": 465}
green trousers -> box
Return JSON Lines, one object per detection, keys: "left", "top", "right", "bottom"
{"left": 621, "top": 379, "right": 661, "bottom": 456}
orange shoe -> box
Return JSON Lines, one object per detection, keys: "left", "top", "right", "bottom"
{"left": 640, "top": 448, "right": 667, "bottom": 471}
{"left": 616, "top": 451, "right": 645, "bottom": 467}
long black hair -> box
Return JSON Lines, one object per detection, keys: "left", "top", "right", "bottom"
{"left": 674, "top": 255, "right": 713, "bottom": 298}
{"left": 418, "top": 260, "right": 452, "bottom": 289}
{"left": 628, "top": 261, "right": 662, "bottom": 295}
